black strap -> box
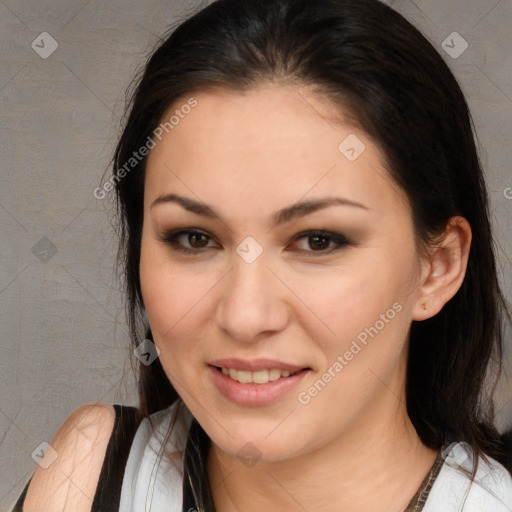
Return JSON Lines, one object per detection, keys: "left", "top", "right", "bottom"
{"left": 10, "top": 478, "right": 30, "bottom": 511}
{"left": 91, "top": 404, "right": 143, "bottom": 511}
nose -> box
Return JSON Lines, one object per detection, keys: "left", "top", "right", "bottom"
{"left": 215, "top": 249, "right": 290, "bottom": 343}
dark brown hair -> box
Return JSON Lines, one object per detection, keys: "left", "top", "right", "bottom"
{"left": 108, "top": 0, "right": 511, "bottom": 508}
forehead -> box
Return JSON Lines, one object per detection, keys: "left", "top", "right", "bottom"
{"left": 144, "top": 83, "right": 409, "bottom": 219}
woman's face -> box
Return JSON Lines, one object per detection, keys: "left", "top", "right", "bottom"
{"left": 140, "top": 83, "right": 429, "bottom": 462}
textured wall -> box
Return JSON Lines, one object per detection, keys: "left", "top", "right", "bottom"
{"left": 1, "top": 0, "right": 511, "bottom": 509}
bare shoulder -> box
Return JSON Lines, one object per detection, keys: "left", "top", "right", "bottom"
{"left": 23, "top": 402, "right": 116, "bottom": 512}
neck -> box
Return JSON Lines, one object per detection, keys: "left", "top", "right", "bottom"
{"left": 206, "top": 387, "right": 438, "bottom": 512}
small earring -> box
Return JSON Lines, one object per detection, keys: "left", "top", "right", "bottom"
{"left": 422, "top": 302, "right": 427, "bottom": 310}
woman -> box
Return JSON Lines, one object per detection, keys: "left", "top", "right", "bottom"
{"left": 15, "top": 0, "right": 512, "bottom": 510}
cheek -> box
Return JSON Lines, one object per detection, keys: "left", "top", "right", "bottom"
{"left": 139, "top": 254, "right": 198, "bottom": 391}
{"left": 293, "top": 262, "right": 413, "bottom": 428}
{"left": 139, "top": 236, "right": 194, "bottom": 343}
{"left": 139, "top": 234, "right": 220, "bottom": 368}
{"left": 302, "top": 249, "right": 416, "bottom": 367}
{"left": 312, "top": 267, "right": 407, "bottom": 330}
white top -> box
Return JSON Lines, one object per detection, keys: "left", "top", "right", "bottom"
{"left": 119, "top": 400, "right": 194, "bottom": 512}
{"left": 119, "top": 400, "right": 512, "bottom": 512}
{"left": 423, "top": 442, "right": 512, "bottom": 512}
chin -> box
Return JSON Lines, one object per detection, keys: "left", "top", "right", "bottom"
{"left": 205, "top": 419, "right": 309, "bottom": 464}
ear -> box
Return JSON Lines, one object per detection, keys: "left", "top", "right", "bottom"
{"left": 412, "top": 216, "right": 472, "bottom": 321}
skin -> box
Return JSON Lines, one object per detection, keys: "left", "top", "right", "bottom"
{"left": 139, "top": 83, "right": 472, "bottom": 512}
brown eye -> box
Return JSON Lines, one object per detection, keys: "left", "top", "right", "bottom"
{"left": 161, "top": 229, "right": 216, "bottom": 254}
{"left": 308, "top": 234, "right": 331, "bottom": 250}
{"left": 291, "top": 230, "right": 349, "bottom": 254}
{"left": 188, "top": 232, "right": 209, "bottom": 248}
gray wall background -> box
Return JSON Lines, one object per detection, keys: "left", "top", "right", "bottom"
{"left": 1, "top": 0, "right": 511, "bottom": 509}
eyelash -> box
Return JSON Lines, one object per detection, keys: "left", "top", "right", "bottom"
{"left": 160, "top": 229, "right": 349, "bottom": 256}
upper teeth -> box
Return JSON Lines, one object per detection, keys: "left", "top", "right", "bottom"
{"left": 221, "top": 367, "right": 297, "bottom": 384}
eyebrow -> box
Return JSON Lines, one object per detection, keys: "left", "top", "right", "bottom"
{"left": 150, "top": 193, "right": 370, "bottom": 225}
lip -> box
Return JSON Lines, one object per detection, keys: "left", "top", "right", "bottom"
{"left": 208, "top": 364, "right": 311, "bottom": 406}
{"left": 208, "top": 357, "right": 308, "bottom": 372}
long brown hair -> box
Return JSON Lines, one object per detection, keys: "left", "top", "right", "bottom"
{"left": 107, "top": 0, "right": 512, "bottom": 508}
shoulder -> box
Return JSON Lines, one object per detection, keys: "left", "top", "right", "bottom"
{"left": 425, "top": 441, "right": 512, "bottom": 512}
{"left": 23, "top": 402, "right": 116, "bottom": 512}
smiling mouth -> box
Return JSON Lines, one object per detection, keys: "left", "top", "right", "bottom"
{"left": 212, "top": 366, "right": 310, "bottom": 384}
